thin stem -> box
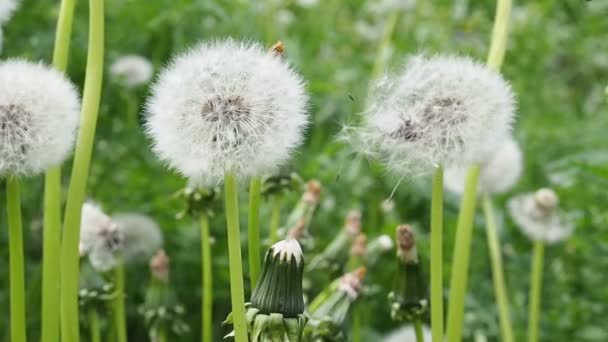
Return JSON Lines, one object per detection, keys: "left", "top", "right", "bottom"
{"left": 157, "top": 328, "right": 167, "bottom": 342}
{"left": 527, "top": 241, "right": 544, "bottom": 342}
{"left": 352, "top": 309, "right": 361, "bottom": 342}
{"left": 482, "top": 195, "right": 515, "bottom": 342}
{"left": 224, "top": 173, "right": 248, "bottom": 342}
{"left": 487, "top": 0, "right": 513, "bottom": 71}
{"left": 113, "top": 260, "right": 127, "bottom": 342}
{"left": 430, "top": 166, "right": 444, "bottom": 342}
{"left": 248, "top": 176, "right": 262, "bottom": 288}
{"left": 414, "top": 319, "right": 425, "bottom": 342}
{"left": 201, "top": 214, "right": 213, "bottom": 342}
{"left": 446, "top": 165, "right": 481, "bottom": 342}
{"left": 6, "top": 176, "right": 27, "bottom": 342}
{"left": 269, "top": 195, "right": 281, "bottom": 243}
{"left": 370, "top": 11, "right": 400, "bottom": 82}
{"left": 60, "top": 0, "right": 104, "bottom": 340}
{"left": 88, "top": 309, "right": 101, "bottom": 342}
{"left": 44, "top": 1, "right": 78, "bottom": 340}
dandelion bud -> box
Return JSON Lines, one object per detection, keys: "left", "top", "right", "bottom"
{"left": 79, "top": 202, "right": 124, "bottom": 272}
{"left": 112, "top": 213, "right": 163, "bottom": 264}
{"left": 366, "top": 234, "right": 394, "bottom": 266}
{"left": 261, "top": 173, "right": 302, "bottom": 197}
{"left": 508, "top": 188, "right": 573, "bottom": 244}
{"left": 308, "top": 210, "right": 362, "bottom": 273}
{"left": 389, "top": 225, "right": 428, "bottom": 322}
{"left": 150, "top": 249, "right": 170, "bottom": 284}
{"left": 445, "top": 137, "right": 523, "bottom": 195}
{"left": 110, "top": 55, "right": 154, "bottom": 88}
{"left": 284, "top": 179, "right": 322, "bottom": 237}
{"left": 145, "top": 39, "right": 309, "bottom": 185}
{"left": 302, "top": 179, "right": 322, "bottom": 205}
{"left": 226, "top": 239, "right": 307, "bottom": 341}
{"left": 0, "top": 60, "right": 80, "bottom": 176}
{"left": 351, "top": 55, "right": 515, "bottom": 176}
{"left": 79, "top": 260, "right": 116, "bottom": 310}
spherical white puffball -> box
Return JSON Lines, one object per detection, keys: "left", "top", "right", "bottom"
{"left": 352, "top": 55, "right": 515, "bottom": 176}
{"left": 0, "top": 60, "right": 80, "bottom": 177}
{"left": 0, "top": 0, "right": 19, "bottom": 25}
{"left": 110, "top": 55, "right": 154, "bottom": 88}
{"left": 508, "top": 188, "right": 574, "bottom": 244}
{"left": 445, "top": 136, "right": 523, "bottom": 195}
{"left": 112, "top": 212, "right": 163, "bottom": 263}
{"left": 145, "top": 39, "right": 308, "bottom": 185}
{"left": 80, "top": 202, "right": 123, "bottom": 272}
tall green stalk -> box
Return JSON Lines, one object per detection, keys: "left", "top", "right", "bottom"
{"left": 59, "top": 0, "right": 105, "bottom": 340}
{"left": 352, "top": 309, "right": 361, "bottom": 342}
{"left": 113, "top": 260, "right": 127, "bottom": 342}
{"left": 414, "top": 319, "right": 425, "bottom": 342}
{"left": 6, "top": 176, "right": 27, "bottom": 342}
{"left": 269, "top": 195, "right": 281, "bottom": 243}
{"left": 224, "top": 173, "right": 248, "bottom": 342}
{"left": 43, "top": 1, "right": 78, "bottom": 341}
{"left": 430, "top": 166, "right": 444, "bottom": 342}
{"left": 482, "top": 195, "right": 514, "bottom": 342}
{"left": 370, "top": 11, "right": 400, "bottom": 82}
{"left": 88, "top": 309, "right": 101, "bottom": 342}
{"left": 527, "top": 241, "right": 544, "bottom": 342}
{"left": 201, "top": 214, "right": 213, "bottom": 342}
{"left": 446, "top": 166, "right": 480, "bottom": 342}
{"left": 248, "top": 176, "right": 262, "bottom": 288}
{"left": 446, "top": 0, "right": 512, "bottom": 339}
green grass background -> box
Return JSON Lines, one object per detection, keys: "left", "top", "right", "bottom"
{"left": 1, "top": 0, "right": 607, "bottom": 341}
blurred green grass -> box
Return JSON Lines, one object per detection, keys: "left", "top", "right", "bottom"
{"left": 1, "top": 0, "right": 607, "bottom": 341}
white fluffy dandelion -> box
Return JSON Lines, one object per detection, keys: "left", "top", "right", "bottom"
{"left": 445, "top": 136, "right": 523, "bottom": 195}
{"left": 80, "top": 202, "right": 124, "bottom": 272}
{"left": 0, "top": 60, "right": 80, "bottom": 176}
{"left": 145, "top": 39, "right": 308, "bottom": 185}
{"left": 110, "top": 55, "right": 154, "bottom": 88}
{"left": 352, "top": 55, "right": 515, "bottom": 176}
{"left": 508, "top": 188, "right": 574, "bottom": 244}
{"left": 0, "top": 0, "right": 19, "bottom": 25}
{"left": 112, "top": 213, "right": 163, "bottom": 263}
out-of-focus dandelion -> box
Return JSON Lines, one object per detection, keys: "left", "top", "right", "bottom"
{"left": 308, "top": 210, "right": 362, "bottom": 273}
{"left": 110, "top": 55, "right": 153, "bottom": 88}
{"left": 295, "top": 0, "right": 319, "bottom": 8}
{"left": 383, "top": 325, "right": 432, "bottom": 342}
{"left": 112, "top": 213, "right": 163, "bottom": 263}
{"left": 79, "top": 202, "right": 124, "bottom": 272}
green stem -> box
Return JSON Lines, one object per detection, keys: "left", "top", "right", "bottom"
{"left": 352, "top": 309, "right": 361, "bottom": 342}
{"left": 201, "top": 214, "right": 213, "bottom": 342}
{"left": 60, "top": 0, "right": 104, "bottom": 340}
{"left": 6, "top": 177, "right": 27, "bottom": 342}
{"left": 446, "top": 165, "right": 481, "bottom": 342}
{"left": 269, "top": 195, "right": 281, "bottom": 244}
{"left": 414, "top": 319, "right": 425, "bottom": 342}
{"left": 224, "top": 173, "right": 248, "bottom": 342}
{"left": 113, "top": 261, "right": 127, "bottom": 342}
{"left": 370, "top": 11, "right": 400, "bottom": 82}
{"left": 43, "top": 1, "right": 78, "bottom": 341}
{"left": 527, "top": 241, "right": 544, "bottom": 342}
{"left": 248, "top": 176, "right": 262, "bottom": 288}
{"left": 88, "top": 309, "right": 101, "bottom": 342}
{"left": 482, "top": 195, "right": 514, "bottom": 342}
{"left": 486, "top": 0, "right": 513, "bottom": 71}
{"left": 430, "top": 166, "right": 444, "bottom": 342}
{"left": 157, "top": 328, "right": 167, "bottom": 342}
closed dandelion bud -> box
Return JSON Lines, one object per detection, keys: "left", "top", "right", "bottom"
{"left": 347, "top": 234, "right": 367, "bottom": 270}
{"left": 308, "top": 210, "right": 362, "bottom": 273}
{"left": 145, "top": 39, "right": 309, "bottom": 185}
{"left": 445, "top": 136, "right": 523, "bottom": 195}
{"left": 172, "top": 185, "right": 219, "bottom": 219}
{"left": 366, "top": 234, "right": 394, "bottom": 266}
{"left": 350, "top": 55, "right": 515, "bottom": 176}
{"left": 285, "top": 179, "right": 322, "bottom": 231}
{"left": 225, "top": 239, "right": 307, "bottom": 342}
{"left": 112, "top": 213, "right": 163, "bottom": 264}
{"left": 262, "top": 173, "right": 302, "bottom": 198}
{"left": 79, "top": 259, "right": 116, "bottom": 311}
{"left": 305, "top": 268, "right": 367, "bottom": 342}
{"left": 79, "top": 202, "right": 124, "bottom": 272}
{"left": 508, "top": 188, "right": 574, "bottom": 244}
{"left": 0, "top": 60, "right": 80, "bottom": 176}
{"left": 388, "top": 225, "right": 428, "bottom": 322}
{"left": 140, "top": 250, "right": 190, "bottom": 339}
{"left": 110, "top": 55, "right": 154, "bottom": 88}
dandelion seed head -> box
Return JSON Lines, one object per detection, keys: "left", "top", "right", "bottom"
{"left": 80, "top": 202, "right": 124, "bottom": 272}
{"left": 445, "top": 136, "right": 523, "bottom": 195}
{"left": 0, "top": 0, "right": 18, "bottom": 24}
{"left": 352, "top": 55, "right": 515, "bottom": 176}
{"left": 110, "top": 55, "right": 154, "bottom": 88}
{"left": 508, "top": 188, "right": 574, "bottom": 244}
{"left": 145, "top": 39, "right": 308, "bottom": 185}
{"left": 112, "top": 213, "right": 163, "bottom": 264}
{"left": 0, "top": 60, "right": 80, "bottom": 177}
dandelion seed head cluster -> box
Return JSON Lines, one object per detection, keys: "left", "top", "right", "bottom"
{"left": 112, "top": 213, "right": 163, "bottom": 263}
{"left": 0, "top": 60, "right": 80, "bottom": 176}
{"left": 353, "top": 55, "right": 515, "bottom": 176}
{"left": 145, "top": 40, "right": 308, "bottom": 185}
{"left": 80, "top": 202, "right": 124, "bottom": 272}
{"left": 445, "top": 136, "right": 523, "bottom": 195}
{"left": 110, "top": 55, "right": 154, "bottom": 88}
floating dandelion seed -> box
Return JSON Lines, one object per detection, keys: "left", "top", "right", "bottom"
{"left": 112, "top": 213, "right": 163, "bottom": 263}
{"left": 445, "top": 136, "right": 523, "bottom": 195}
{"left": 508, "top": 188, "right": 574, "bottom": 244}
{"left": 80, "top": 202, "right": 124, "bottom": 272}
{"left": 351, "top": 55, "right": 515, "bottom": 176}
{"left": 110, "top": 55, "right": 154, "bottom": 88}
{"left": 0, "top": 60, "right": 80, "bottom": 176}
{"left": 145, "top": 39, "right": 308, "bottom": 185}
